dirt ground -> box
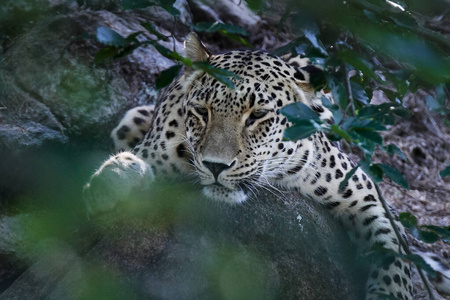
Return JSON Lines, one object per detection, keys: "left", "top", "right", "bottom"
{"left": 372, "top": 90, "right": 450, "bottom": 299}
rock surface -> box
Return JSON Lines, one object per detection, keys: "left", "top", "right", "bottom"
{"left": 0, "top": 187, "right": 365, "bottom": 299}
{"left": 0, "top": 0, "right": 289, "bottom": 151}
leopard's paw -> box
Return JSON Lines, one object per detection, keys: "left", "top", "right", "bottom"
{"left": 83, "top": 151, "right": 154, "bottom": 215}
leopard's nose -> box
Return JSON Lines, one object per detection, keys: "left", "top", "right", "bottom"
{"left": 202, "top": 160, "right": 234, "bottom": 180}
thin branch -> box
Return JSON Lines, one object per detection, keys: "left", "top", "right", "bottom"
{"left": 374, "top": 183, "right": 435, "bottom": 300}
{"left": 171, "top": 16, "right": 176, "bottom": 52}
{"left": 343, "top": 64, "right": 356, "bottom": 116}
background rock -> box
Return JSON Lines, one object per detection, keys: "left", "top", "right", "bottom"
{"left": 0, "top": 0, "right": 288, "bottom": 150}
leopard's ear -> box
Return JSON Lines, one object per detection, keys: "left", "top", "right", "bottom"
{"left": 184, "top": 32, "right": 211, "bottom": 63}
{"left": 282, "top": 53, "right": 311, "bottom": 69}
{"left": 293, "top": 64, "right": 326, "bottom": 94}
{"left": 288, "top": 60, "right": 322, "bottom": 102}
{"left": 282, "top": 54, "right": 324, "bottom": 85}
{"left": 282, "top": 54, "right": 314, "bottom": 92}
{"left": 292, "top": 66, "right": 314, "bottom": 93}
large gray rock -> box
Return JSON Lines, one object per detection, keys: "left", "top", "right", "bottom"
{"left": 0, "top": 3, "right": 184, "bottom": 150}
{"left": 0, "top": 185, "right": 366, "bottom": 299}
{"left": 0, "top": 0, "right": 277, "bottom": 151}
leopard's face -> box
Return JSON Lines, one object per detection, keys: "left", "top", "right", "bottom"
{"left": 182, "top": 50, "right": 314, "bottom": 203}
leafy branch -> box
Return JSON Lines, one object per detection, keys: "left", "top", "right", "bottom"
{"left": 276, "top": 2, "right": 449, "bottom": 298}
{"left": 93, "top": 26, "right": 240, "bottom": 89}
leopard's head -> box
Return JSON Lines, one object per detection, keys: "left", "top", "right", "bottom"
{"left": 181, "top": 33, "right": 331, "bottom": 203}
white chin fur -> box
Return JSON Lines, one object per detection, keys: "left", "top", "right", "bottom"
{"left": 202, "top": 185, "right": 248, "bottom": 204}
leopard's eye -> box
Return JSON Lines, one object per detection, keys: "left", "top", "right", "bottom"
{"left": 251, "top": 110, "right": 268, "bottom": 119}
{"left": 246, "top": 110, "right": 269, "bottom": 127}
{"left": 194, "top": 106, "right": 208, "bottom": 115}
{"left": 193, "top": 105, "right": 208, "bottom": 122}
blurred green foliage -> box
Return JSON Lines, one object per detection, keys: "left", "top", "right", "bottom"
{"left": 2, "top": 0, "right": 449, "bottom": 298}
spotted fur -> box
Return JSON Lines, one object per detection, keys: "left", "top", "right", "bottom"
{"left": 112, "top": 105, "right": 155, "bottom": 151}
{"left": 85, "top": 33, "right": 449, "bottom": 300}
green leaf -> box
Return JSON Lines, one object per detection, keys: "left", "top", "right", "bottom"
{"left": 440, "top": 165, "right": 450, "bottom": 178}
{"left": 280, "top": 102, "right": 321, "bottom": 123}
{"left": 337, "top": 49, "right": 379, "bottom": 81}
{"left": 304, "top": 29, "right": 328, "bottom": 56}
{"left": 191, "top": 22, "right": 251, "bottom": 47}
{"left": 354, "top": 129, "right": 383, "bottom": 145}
{"left": 365, "top": 245, "right": 436, "bottom": 277}
{"left": 360, "top": 160, "right": 383, "bottom": 183}
{"left": 384, "top": 144, "right": 408, "bottom": 162}
{"left": 399, "top": 213, "right": 448, "bottom": 243}
{"left": 390, "top": 12, "right": 417, "bottom": 29}
{"left": 277, "top": 8, "right": 291, "bottom": 35}
{"left": 342, "top": 117, "right": 368, "bottom": 130}
{"left": 356, "top": 28, "right": 450, "bottom": 84}
{"left": 368, "top": 164, "right": 383, "bottom": 183}
{"left": 218, "top": 31, "right": 252, "bottom": 47}
{"left": 364, "top": 245, "right": 396, "bottom": 269}
{"left": 391, "top": 107, "right": 411, "bottom": 119}
{"left": 357, "top": 103, "right": 409, "bottom": 123}
{"left": 349, "top": 118, "right": 386, "bottom": 131}
{"left": 160, "top": 4, "right": 180, "bottom": 15}
{"left": 283, "top": 120, "right": 320, "bottom": 141}
{"left": 421, "top": 225, "right": 450, "bottom": 242}
{"left": 96, "top": 26, "right": 127, "bottom": 47}
{"left": 321, "top": 96, "right": 342, "bottom": 124}
{"left": 151, "top": 42, "right": 192, "bottom": 66}
{"left": 399, "top": 212, "right": 417, "bottom": 229}
{"left": 246, "top": 0, "right": 265, "bottom": 11}
{"left": 338, "top": 166, "right": 358, "bottom": 192}
{"left": 401, "top": 253, "right": 436, "bottom": 277}
{"left": 308, "top": 69, "right": 327, "bottom": 91}
{"left": 141, "top": 23, "right": 169, "bottom": 41}
{"left": 192, "top": 22, "right": 248, "bottom": 35}
{"left": 350, "top": 81, "right": 369, "bottom": 105}
{"left": 425, "top": 95, "right": 440, "bottom": 111}
{"left": 414, "top": 228, "right": 439, "bottom": 244}
{"left": 329, "top": 124, "right": 352, "bottom": 142}
{"left": 155, "top": 64, "right": 182, "bottom": 89}
{"left": 358, "top": 103, "right": 392, "bottom": 118}
{"left": 328, "top": 78, "right": 348, "bottom": 110}
{"left": 320, "top": 95, "right": 333, "bottom": 108}
{"left": 271, "top": 37, "right": 303, "bottom": 56}
{"left": 377, "top": 163, "right": 409, "bottom": 189}
{"left": 117, "top": 43, "right": 142, "bottom": 59}
{"left": 194, "top": 62, "right": 240, "bottom": 90}
{"left": 385, "top": 71, "right": 410, "bottom": 98}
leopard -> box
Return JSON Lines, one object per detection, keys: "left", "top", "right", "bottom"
{"left": 84, "top": 33, "right": 449, "bottom": 299}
